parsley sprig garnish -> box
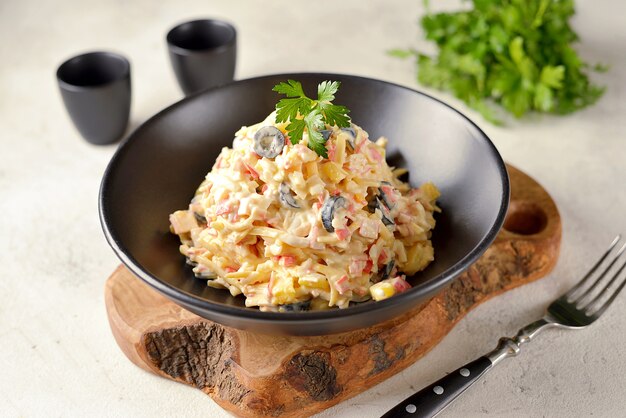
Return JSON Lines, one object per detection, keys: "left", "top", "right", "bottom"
{"left": 390, "top": 0, "right": 606, "bottom": 124}
{"left": 273, "top": 80, "right": 351, "bottom": 158}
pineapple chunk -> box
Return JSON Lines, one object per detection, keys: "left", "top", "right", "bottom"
{"left": 320, "top": 162, "right": 347, "bottom": 183}
{"left": 304, "top": 161, "right": 319, "bottom": 178}
{"left": 403, "top": 242, "right": 434, "bottom": 275}
{"left": 271, "top": 275, "right": 297, "bottom": 305}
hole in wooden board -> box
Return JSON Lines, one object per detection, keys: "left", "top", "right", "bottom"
{"left": 503, "top": 201, "right": 548, "bottom": 235}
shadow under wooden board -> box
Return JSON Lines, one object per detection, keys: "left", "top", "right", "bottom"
{"left": 105, "top": 164, "right": 561, "bottom": 417}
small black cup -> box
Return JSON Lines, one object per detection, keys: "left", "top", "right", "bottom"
{"left": 57, "top": 51, "right": 131, "bottom": 145}
{"left": 167, "top": 19, "right": 237, "bottom": 96}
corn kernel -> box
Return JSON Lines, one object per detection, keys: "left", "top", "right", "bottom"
{"left": 370, "top": 282, "right": 395, "bottom": 301}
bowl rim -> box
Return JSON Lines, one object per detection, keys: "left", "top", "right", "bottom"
{"left": 99, "top": 72, "right": 510, "bottom": 323}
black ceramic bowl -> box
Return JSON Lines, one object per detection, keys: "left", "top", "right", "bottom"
{"left": 99, "top": 73, "right": 509, "bottom": 336}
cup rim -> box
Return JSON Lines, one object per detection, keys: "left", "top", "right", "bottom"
{"left": 56, "top": 51, "right": 130, "bottom": 92}
{"left": 166, "top": 18, "right": 237, "bottom": 56}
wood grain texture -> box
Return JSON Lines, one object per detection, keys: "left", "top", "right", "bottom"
{"left": 104, "top": 164, "right": 561, "bottom": 417}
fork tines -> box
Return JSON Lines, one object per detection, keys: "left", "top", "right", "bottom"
{"left": 566, "top": 234, "right": 626, "bottom": 317}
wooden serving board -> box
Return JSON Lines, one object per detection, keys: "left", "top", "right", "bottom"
{"left": 105, "top": 164, "right": 561, "bottom": 417}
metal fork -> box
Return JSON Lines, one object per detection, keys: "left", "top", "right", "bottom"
{"left": 382, "top": 235, "right": 626, "bottom": 418}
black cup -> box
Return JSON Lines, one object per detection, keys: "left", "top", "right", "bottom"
{"left": 167, "top": 19, "right": 237, "bottom": 96}
{"left": 57, "top": 51, "right": 131, "bottom": 145}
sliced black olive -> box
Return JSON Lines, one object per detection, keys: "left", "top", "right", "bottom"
{"left": 366, "top": 196, "right": 377, "bottom": 212}
{"left": 193, "top": 212, "right": 207, "bottom": 224}
{"left": 367, "top": 196, "right": 394, "bottom": 226}
{"left": 371, "top": 270, "right": 382, "bottom": 284}
{"left": 320, "top": 129, "right": 332, "bottom": 141}
{"left": 279, "top": 182, "right": 300, "bottom": 209}
{"left": 382, "top": 259, "right": 395, "bottom": 280}
{"left": 280, "top": 299, "right": 311, "bottom": 312}
{"left": 341, "top": 127, "right": 356, "bottom": 150}
{"left": 380, "top": 213, "right": 394, "bottom": 227}
{"left": 253, "top": 126, "right": 285, "bottom": 158}
{"left": 378, "top": 181, "right": 396, "bottom": 210}
{"left": 341, "top": 127, "right": 356, "bottom": 137}
{"left": 321, "top": 195, "right": 347, "bottom": 232}
{"left": 371, "top": 260, "right": 395, "bottom": 284}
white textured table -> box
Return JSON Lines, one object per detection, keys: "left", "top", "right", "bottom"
{"left": 2, "top": 1, "right": 625, "bottom": 416}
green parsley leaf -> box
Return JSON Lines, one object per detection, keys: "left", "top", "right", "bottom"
{"left": 273, "top": 79, "right": 351, "bottom": 156}
{"left": 321, "top": 103, "right": 351, "bottom": 128}
{"left": 508, "top": 37, "right": 525, "bottom": 68}
{"left": 534, "top": 83, "right": 554, "bottom": 112}
{"left": 274, "top": 97, "right": 311, "bottom": 124}
{"left": 304, "top": 110, "right": 328, "bottom": 158}
{"left": 540, "top": 65, "right": 565, "bottom": 89}
{"left": 317, "top": 80, "right": 340, "bottom": 103}
{"left": 317, "top": 81, "right": 351, "bottom": 127}
{"left": 273, "top": 80, "right": 313, "bottom": 123}
{"left": 387, "top": 48, "right": 415, "bottom": 59}
{"left": 393, "top": 0, "right": 606, "bottom": 124}
{"left": 593, "top": 63, "right": 610, "bottom": 73}
{"left": 285, "top": 119, "right": 306, "bottom": 145}
{"left": 304, "top": 108, "right": 325, "bottom": 130}
{"left": 272, "top": 79, "right": 307, "bottom": 98}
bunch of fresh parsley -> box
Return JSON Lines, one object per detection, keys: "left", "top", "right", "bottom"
{"left": 390, "top": 0, "right": 606, "bottom": 124}
{"left": 273, "top": 80, "right": 351, "bottom": 157}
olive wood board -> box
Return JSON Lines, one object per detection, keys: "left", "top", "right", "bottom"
{"left": 105, "top": 164, "right": 561, "bottom": 417}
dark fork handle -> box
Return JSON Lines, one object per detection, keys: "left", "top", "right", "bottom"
{"left": 381, "top": 356, "right": 492, "bottom": 418}
{"left": 382, "top": 320, "right": 553, "bottom": 417}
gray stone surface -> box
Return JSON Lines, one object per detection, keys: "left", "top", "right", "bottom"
{"left": 1, "top": 0, "right": 625, "bottom": 416}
